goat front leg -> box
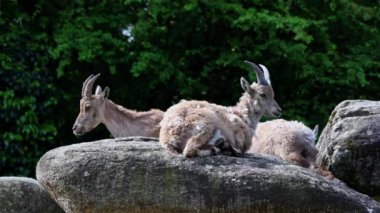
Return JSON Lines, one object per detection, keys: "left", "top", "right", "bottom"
{"left": 229, "top": 130, "right": 246, "bottom": 157}
{"left": 183, "top": 127, "right": 214, "bottom": 158}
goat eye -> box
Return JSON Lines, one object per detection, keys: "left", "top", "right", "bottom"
{"left": 85, "top": 105, "right": 91, "bottom": 110}
{"left": 259, "top": 93, "right": 267, "bottom": 98}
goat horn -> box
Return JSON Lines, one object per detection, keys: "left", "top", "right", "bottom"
{"left": 244, "top": 60, "right": 269, "bottom": 85}
{"left": 81, "top": 74, "right": 94, "bottom": 97}
{"left": 83, "top": 73, "right": 101, "bottom": 97}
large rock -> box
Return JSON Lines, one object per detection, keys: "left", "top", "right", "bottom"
{"left": 316, "top": 100, "right": 380, "bottom": 196}
{"left": 0, "top": 177, "right": 63, "bottom": 213}
{"left": 37, "top": 137, "right": 380, "bottom": 213}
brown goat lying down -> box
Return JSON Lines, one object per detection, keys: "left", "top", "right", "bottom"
{"left": 248, "top": 119, "right": 333, "bottom": 178}
{"left": 249, "top": 119, "right": 319, "bottom": 168}
{"left": 72, "top": 74, "right": 164, "bottom": 138}
{"left": 159, "top": 61, "right": 282, "bottom": 157}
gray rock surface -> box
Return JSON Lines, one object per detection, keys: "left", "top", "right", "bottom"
{"left": 37, "top": 137, "right": 380, "bottom": 213}
{"left": 316, "top": 100, "right": 380, "bottom": 196}
{"left": 0, "top": 176, "right": 63, "bottom": 213}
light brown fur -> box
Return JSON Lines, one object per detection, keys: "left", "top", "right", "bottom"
{"left": 249, "top": 119, "right": 318, "bottom": 167}
{"left": 160, "top": 99, "right": 254, "bottom": 157}
{"left": 160, "top": 63, "right": 281, "bottom": 157}
{"left": 73, "top": 75, "right": 163, "bottom": 138}
{"left": 248, "top": 119, "right": 334, "bottom": 178}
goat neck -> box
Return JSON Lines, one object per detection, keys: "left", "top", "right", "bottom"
{"left": 230, "top": 93, "right": 261, "bottom": 130}
{"left": 102, "top": 99, "right": 140, "bottom": 137}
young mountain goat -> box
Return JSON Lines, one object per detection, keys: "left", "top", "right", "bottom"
{"left": 248, "top": 119, "right": 319, "bottom": 168}
{"left": 72, "top": 74, "right": 164, "bottom": 138}
{"left": 159, "top": 61, "right": 282, "bottom": 157}
{"left": 248, "top": 119, "right": 334, "bottom": 178}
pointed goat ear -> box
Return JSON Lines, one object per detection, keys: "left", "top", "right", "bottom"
{"left": 240, "top": 77, "right": 255, "bottom": 96}
{"left": 103, "top": 87, "right": 110, "bottom": 99}
{"left": 95, "top": 85, "right": 102, "bottom": 95}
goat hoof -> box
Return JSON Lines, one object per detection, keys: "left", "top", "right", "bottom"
{"left": 212, "top": 147, "right": 221, "bottom": 155}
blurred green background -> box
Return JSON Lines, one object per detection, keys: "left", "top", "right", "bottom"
{"left": 0, "top": 0, "right": 379, "bottom": 177}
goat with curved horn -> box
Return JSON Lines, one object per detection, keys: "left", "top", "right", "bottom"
{"left": 244, "top": 60, "right": 269, "bottom": 85}
{"left": 160, "top": 60, "right": 282, "bottom": 158}
{"left": 82, "top": 73, "right": 101, "bottom": 98}
{"left": 73, "top": 74, "right": 164, "bottom": 138}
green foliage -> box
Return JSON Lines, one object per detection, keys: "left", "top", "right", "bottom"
{"left": 0, "top": 0, "right": 379, "bottom": 176}
{"left": 0, "top": 1, "right": 60, "bottom": 176}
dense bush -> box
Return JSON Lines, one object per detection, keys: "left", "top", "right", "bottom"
{"left": 0, "top": 0, "right": 379, "bottom": 176}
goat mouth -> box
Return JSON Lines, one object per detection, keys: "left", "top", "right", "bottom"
{"left": 73, "top": 130, "right": 85, "bottom": 136}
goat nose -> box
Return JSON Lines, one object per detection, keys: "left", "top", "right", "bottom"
{"left": 72, "top": 124, "right": 77, "bottom": 131}
{"left": 274, "top": 107, "right": 282, "bottom": 117}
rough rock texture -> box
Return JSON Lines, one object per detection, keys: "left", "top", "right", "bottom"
{"left": 37, "top": 137, "right": 380, "bottom": 213}
{"left": 0, "top": 177, "right": 63, "bottom": 213}
{"left": 316, "top": 100, "right": 380, "bottom": 196}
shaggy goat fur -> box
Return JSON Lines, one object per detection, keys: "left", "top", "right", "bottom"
{"left": 159, "top": 61, "right": 282, "bottom": 157}
{"left": 249, "top": 119, "right": 319, "bottom": 169}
